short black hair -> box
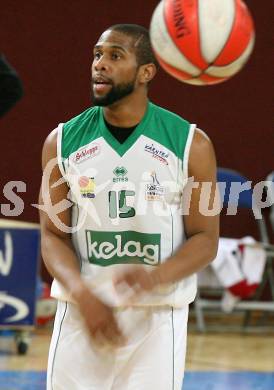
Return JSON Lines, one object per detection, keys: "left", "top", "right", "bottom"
{"left": 108, "top": 24, "right": 159, "bottom": 68}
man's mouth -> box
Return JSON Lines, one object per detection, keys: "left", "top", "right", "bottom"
{"left": 94, "top": 83, "right": 111, "bottom": 93}
{"left": 93, "top": 77, "right": 112, "bottom": 93}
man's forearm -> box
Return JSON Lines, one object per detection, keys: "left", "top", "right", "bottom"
{"left": 152, "top": 232, "right": 218, "bottom": 285}
{"left": 41, "top": 230, "right": 90, "bottom": 301}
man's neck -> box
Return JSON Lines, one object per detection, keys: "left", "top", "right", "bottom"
{"left": 103, "top": 93, "right": 148, "bottom": 128}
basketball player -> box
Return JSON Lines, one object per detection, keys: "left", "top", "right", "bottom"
{"left": 40, "top": 24, "right": 219, "bottom": 390}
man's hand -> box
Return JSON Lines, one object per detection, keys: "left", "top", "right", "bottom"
{"left": 74, "top": 285, "right": 126, "bottom": 348}
{"left": 114, "top": 267, "right": 161, "bottom": 304}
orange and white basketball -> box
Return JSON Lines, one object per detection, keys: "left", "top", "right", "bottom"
{"left": 150, "top": 0, "right": 255, "bottom": 85}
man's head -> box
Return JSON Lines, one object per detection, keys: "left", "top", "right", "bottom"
{"left": 91, "top": 24, "right": 158, "bottom": 107}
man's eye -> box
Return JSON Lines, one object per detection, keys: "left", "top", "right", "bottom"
{"left": 94, "top": 52, "right": 101, "bottom": 59}
{"left": 112, "top": 53, "right": 121, "bottom": 60}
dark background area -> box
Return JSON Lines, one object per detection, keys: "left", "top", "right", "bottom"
{"left": 0, "top": 0, "right": 273, "bottom": 245}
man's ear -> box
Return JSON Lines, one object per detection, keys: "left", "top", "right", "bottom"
{"left": 138, "top": 63, "right": 157, "bottom": 84}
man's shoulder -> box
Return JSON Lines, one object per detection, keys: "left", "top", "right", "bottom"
{"left": 60, "top": 106, "right": 101, "bottom": 159}
{"left": 146, "top": 102, "right": 193, "bottom": 160}
{"left": 64, "top": 106, "right": 99, "bottom": 131}
{"left": 150, "top": 102, "right": 190, "bottom": 127}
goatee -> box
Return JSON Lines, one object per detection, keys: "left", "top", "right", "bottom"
{"left": 92, "top": 80, "right": 135, "bottom": 107}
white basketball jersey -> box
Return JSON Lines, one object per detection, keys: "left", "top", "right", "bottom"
{"left": 51, "top": 101, "right": 197, "bottom": 307}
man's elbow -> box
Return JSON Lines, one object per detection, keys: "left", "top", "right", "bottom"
{"left": 206, "top": 234, "right": 219, "bottom": 263}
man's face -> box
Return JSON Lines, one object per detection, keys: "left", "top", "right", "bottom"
{"left": 91, "top": 30, "right": 139, "bottom": 106}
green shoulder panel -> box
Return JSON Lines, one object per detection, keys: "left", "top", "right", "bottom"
{"left": 147, "top": 103, "right": 191, "bottom": 160}
{"left": 62, "top": 106, "right": 101, "bottom": 159}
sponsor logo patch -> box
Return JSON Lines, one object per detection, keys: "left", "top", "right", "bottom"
{"left": 73, "top": 143, "right": 100, "bottom": 164}
{"left": 145, "top": 171, "right": 165, "bottom": 201}
{"left": 86, "top": 230, "right": 161, "bottom": 266}
{"left": 144, "top": 143, "right": 169, "bottom": 165}
{"left": 113, "top": 166, "right": 128, "bottom": 183}
{"left": 78, "top": 176, "right": 95, "bottom": 198}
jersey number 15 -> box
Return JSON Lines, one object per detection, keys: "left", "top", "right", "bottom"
{"left": 108, "top": 190, "right": 136, "bottom": 219}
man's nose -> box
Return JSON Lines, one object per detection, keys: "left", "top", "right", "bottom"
{"left": 93, "top": 56, "right": 108, "bottom": 72}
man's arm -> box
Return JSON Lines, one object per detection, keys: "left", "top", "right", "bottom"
{"left": 114, "top": 129, "right": 219, "bottom": 292}
{"left": 0, "top": 54, "right": 23, "bottom": 117}
{"left": 154, "top": 129, "right": 219, "bottom": 284}
{"left": 39, "top": 129, "right": 85, "bottom": 297}
{"left": 40, "top": 130, "right": 125, "bottom": 346}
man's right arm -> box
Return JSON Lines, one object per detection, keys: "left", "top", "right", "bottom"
{"left": 40, "top": 129, "right": 124, "bottom": 346}
{"left": 39, "top": 128, "right": 87, "bottom": 300}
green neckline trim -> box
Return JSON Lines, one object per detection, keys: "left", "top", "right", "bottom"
{"left": 99, "top": 101, "right": 153, "bottom": 157}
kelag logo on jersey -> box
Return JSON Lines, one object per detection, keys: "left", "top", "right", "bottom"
{"left": 86, "top": 230, "right": 161, "bottom": 266}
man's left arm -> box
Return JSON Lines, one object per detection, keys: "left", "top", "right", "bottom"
{"left": 114, "top": 129, "right": 219, "bottom": 293}
{"left": 153, "top": 129, "right": 219, "bottom": 285}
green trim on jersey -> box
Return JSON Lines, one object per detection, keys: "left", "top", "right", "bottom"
{"left": 146, "top": 104, "right": 190, "bottom": 161}
{"left": 62, "top": 107, "right": 102, "bottom": 159}
{"left": 61, "top": 101, "right": 190, "bottom": 159}
{"left": 99, "top": 102, "right": 152, "bottom": 157}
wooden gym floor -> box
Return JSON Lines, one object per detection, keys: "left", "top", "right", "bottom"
{"left": 0, "top": 323, "right": 274, "bottom": 390}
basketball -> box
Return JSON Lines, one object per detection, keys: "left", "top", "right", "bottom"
{"left": 150, "top": 0, "right": 255, "bottom": 85}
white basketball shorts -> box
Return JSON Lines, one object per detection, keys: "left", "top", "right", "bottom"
{"left": 47, "top": 301, "right": 189, "bottom": 390}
